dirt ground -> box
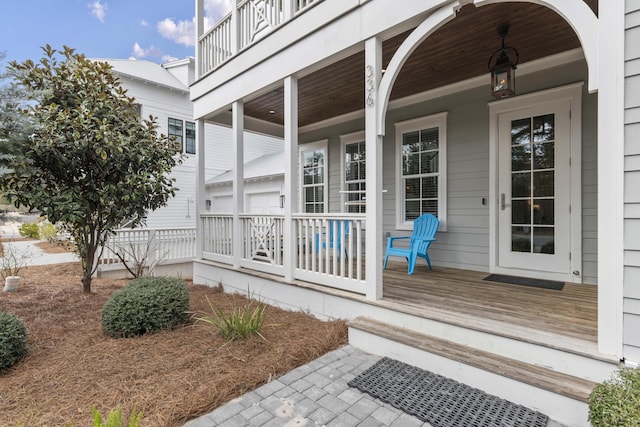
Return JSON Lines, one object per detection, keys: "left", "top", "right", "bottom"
{"left": 0, "top": 262, "right": 348, "bottom": 426}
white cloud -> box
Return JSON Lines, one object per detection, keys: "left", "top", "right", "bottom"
{"left": 131, "top": 42, "right": 163, "bottom": 59}
{"left": 162, "top": 54, "right": 178, "bottom": 63}
{"left": 154, "top": 0, "right": 231, "bottom": 50}
{"left": 157, "top": 18, "right": 195, "bottom": 47}
{"left": 88, "top": 0, "right": 107, "bottom": 23}
{"left": 140, "top": 19, "right": 149, "bottom": 28}
{"left": 204, "top": 0, "right": 234, "bottom": 22}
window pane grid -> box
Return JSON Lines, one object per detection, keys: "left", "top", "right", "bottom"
{"left": 401, "top": 126, "right": 440, "bottom": 222}
{"left": 509, "top": 114, "right": 555, "bottom": 254}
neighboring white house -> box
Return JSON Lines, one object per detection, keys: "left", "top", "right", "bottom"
{"left": 205, "top": 151, "right": 284, "bottom": 214}
{"left": 102, "top": 57, "right": 284, "bottom": 229}
{"left": 189, "top": 1, "right": 636, "bottom": 425}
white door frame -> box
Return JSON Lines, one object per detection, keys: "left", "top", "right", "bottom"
{"left": 488, "top": 82, "right": 583, "bottom": 283}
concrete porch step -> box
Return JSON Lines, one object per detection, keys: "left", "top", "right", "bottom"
{"left": 348, "top": 316, "right": 598, "bottom": 426}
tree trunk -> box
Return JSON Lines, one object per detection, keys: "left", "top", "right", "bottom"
{"left": 81, "top": 272, "right": 92, "bottom": 293}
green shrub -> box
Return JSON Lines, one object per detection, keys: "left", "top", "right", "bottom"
{"left": 39, "top": 220, "right": 58, "bottom": 242}
{"left": 589, "top": 367, "right": 640, "bottom": 427}
{"left": 18, "top": 222, "right": 39, "bottom": 239}
{"left": 92, "top": 405, "right": 142, "bottom": 427}
{"left": 101, "top": 277, "right": 189, "bottom": 338}
{"left": 0, "top": 311, "right": 29, "bottom": 371}
{"left": 195, "top": 289, "right": 268, "bottom": 344}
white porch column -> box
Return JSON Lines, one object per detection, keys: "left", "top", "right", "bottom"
{"left": 365, "top": 37, "right": 383, "bottom": 300}
{"left": 597, "top": 2, "right": 624, "bottom": 358}
{"left": 195, "top": 118, "right": 206, "bottom": 260}
{"left": 232, "top": 101, "right": 245, "bottom": 268}
{"left": 195, "top": 0, "right": 204, "bottom": 77}
{"left": 283, "top": 76, "right": 298, "bottom": 281}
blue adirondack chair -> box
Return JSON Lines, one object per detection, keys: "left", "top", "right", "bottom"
{"left": 315, "top": 219, "right": 350, "bottom": 258}
{"left": 384, "top": 214, "right": 439, "bottom": 274}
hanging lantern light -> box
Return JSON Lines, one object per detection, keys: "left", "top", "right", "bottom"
{"left": 488, "top": 24, "right": 519, "bottom": 99}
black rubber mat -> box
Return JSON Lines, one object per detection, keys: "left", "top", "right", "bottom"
{"left": 483, "top": 274, "right": 564, "bottom": 290}
{"left": 349, "top": 357, "right": 548, "bottom": 427}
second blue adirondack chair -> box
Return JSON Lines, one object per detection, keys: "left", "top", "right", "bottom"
{"left": 383, "top": 214, "right": 439, "bottom": 274}
{"left": 315, "top": 219, "right": 350, "bottom": 258}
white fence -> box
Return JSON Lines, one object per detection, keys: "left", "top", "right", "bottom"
{"left": 97, "top": 228, "right": 196, "bottom": 276}
{"left": 198, "top": 0, "right": 322, "bottom": 75}
{"left": 201, "top": 213, "right": 366, "bottom": 294}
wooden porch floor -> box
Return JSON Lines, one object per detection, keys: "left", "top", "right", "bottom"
{"left": 381, "top": 261, "right": 598, "bottom": 344}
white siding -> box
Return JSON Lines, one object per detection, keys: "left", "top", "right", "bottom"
{"left": 624, "top": 0, "right": 640, "bottom": 364}
{"left": 300, "top": 59, "right": 598, "bottom": 277}
{"left": 116, "top": 68, "right": 284, "bottom": 229}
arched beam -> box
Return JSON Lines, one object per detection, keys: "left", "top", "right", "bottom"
{"left": 475, "top": 0, "right": 598, "bottom": 92}
{"left": 376, "top": 2, "right": 460, "bottom": 134}
{"left": 376, "top": 0, "right": 599, "bottom": 134}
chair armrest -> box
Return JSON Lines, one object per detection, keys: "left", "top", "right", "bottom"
{"left": 387, "top": 236, "right": 410, "bottom": 243}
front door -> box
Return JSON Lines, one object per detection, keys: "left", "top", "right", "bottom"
{"left": 497, "top": 99, "right": 572, "bottom": 277}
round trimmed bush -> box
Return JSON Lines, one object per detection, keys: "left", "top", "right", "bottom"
{"left": 101, "top": 277, "right": 190, "bottom": 338}
{"left": 0, "top": 311, "right": 29, "bottom": 371}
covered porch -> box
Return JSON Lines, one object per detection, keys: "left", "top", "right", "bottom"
{"left": 190, "top": 1, "right": 627, "bottom": 421}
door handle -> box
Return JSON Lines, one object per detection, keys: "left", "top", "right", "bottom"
{"left": 500, "top": 193, "right": 511, "bottom": 210}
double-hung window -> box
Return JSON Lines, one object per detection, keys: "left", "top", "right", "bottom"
{"left": 340, "top": 131, "right": 366, "bottom": 213}
{"left": 168, "top": 118, "right": 196, "bottom": 154}
{"left": 395, "top": 112, "right": 447, "bottom": 230}
{"left": 185, "top": 121, "right": 196, "bottom": 154}
{"left": 300, "top": 140, "right": 327, "bottom": 213}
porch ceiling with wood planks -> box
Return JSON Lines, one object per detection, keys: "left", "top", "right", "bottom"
{"left": 242, "top": 0, "right": 598, "bottom": 129}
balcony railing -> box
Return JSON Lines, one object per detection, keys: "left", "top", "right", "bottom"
{"left": 200, "top": 213, "right": 366, "bottom": 294}
{"left": 198, "top": 0, "right": 323, "bottom": 76}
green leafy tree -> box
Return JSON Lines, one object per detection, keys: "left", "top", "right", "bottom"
{"left": 0, "top": 52, "right": 34, "bottom": 177}
{"left": 2, "top": 45, "right": 182, "bottom": 293}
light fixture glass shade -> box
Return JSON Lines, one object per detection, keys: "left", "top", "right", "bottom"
{"left": 491, "top": 65, "right": 515, "bottom": 98}
{"left": 488, "top": 25, "right": 519, "bottom": 99}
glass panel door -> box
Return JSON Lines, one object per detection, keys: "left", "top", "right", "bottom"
{"left": 497, "top": 100, "right": 571, "bottom": 276}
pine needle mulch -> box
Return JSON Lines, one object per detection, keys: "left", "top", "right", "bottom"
{"left": 0, "top": 262, "right": 348, "bottom": 426}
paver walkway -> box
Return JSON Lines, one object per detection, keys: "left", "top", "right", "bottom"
{"left": 184, "top": 345, "right": 432, "bottom": 427}
{"left": 184, "top": 345, "right": 567, "bottom": 427}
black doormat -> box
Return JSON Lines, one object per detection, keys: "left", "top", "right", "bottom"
{"left": 483, "top": 274, "right": 564, "bottom": 290}
{"left": 349, "top": 357, "right": 548, "bottom": 427}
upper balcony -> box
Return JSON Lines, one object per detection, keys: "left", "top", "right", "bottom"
{"left": 196, "top": 0, "right": 324, "bottom": 78}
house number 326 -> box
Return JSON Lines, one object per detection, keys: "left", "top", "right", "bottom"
{"left": 366, "top": 65, "right": 375, "bottom": 107}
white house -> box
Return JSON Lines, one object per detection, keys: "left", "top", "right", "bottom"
{"left": 103, "top": 57, "right": 284, "bottom": 229}
{"left": 94, "top": 58, "right": 283, "bottom": 279}
{"left": 190, "top": 1, "right": 637, "bottom": 425}
{"left": 205, "top": 151, "right": 285, "bottom": 214}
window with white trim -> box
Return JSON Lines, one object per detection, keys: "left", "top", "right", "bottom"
{"left": 299, "top": 141, "right": 327, "bottom": 213}
{"left": 395, "top": 112, "right": 447, "bottom": 230}
{"left": 340, "top": 131, "right": 366, "bottom": 213}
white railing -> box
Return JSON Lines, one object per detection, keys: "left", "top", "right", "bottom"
{"left": 293, "top": 214, "right": 365, "bottom": 294}
{"left": 98, "top": 227, "right": 196, "bottom": 274}
{"left": 238, "top": 0, "right": 284, "bottom": 48}
{"left": 198, "top": 0, "right": 323, "bottom": 75}
{"left": 198, "top": 14, "right": 233, "bottom": 76}
{"left": 202, "top": 214, "right": 233, "bottom": 262}
{"left": 199, "top": 212, "right": 366, "bottom": 294}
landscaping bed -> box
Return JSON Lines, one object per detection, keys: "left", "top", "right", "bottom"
{"left": 0, "top": 262, "right": 347, "bottom": 426}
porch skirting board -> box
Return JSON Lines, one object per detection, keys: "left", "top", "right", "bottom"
{"left": 483, "top": 274, "right": 565, "bottom": 290}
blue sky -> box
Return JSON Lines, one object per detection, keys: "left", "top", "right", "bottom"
{"left": 1, "top": 0, "right": 233, "bottom": 65}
